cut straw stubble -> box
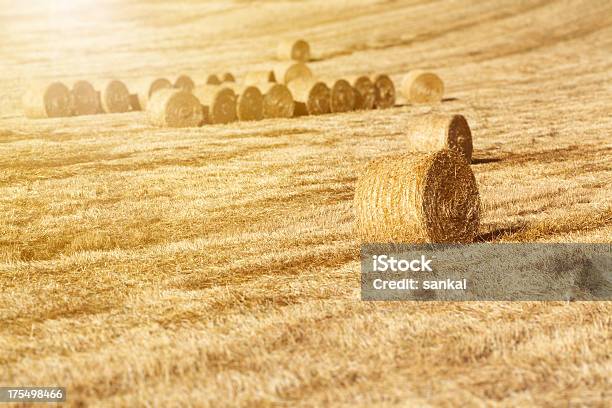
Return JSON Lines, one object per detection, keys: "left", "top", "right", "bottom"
{"left": 354, "top": 149, "right": 480, "bottom": 243}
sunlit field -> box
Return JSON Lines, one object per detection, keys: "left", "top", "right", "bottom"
{"left": 1, "top": 0, "right": 611, "bottom": 406}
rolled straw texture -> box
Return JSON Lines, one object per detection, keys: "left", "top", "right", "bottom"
{"left": 371, "top": 74, "right": 396, "bottom": 109}
{"left": 401, "top": 70, "right": 444, "bottom": 104}
{"left": 257, "top": 83, "right": 294, "bottom": 118}
{"left": 193, "top": 85, "right": 237, "bottom": 125}
{"left": 287, "top": 78, "right": 330, "bottom": 116}
{"left": 406, "top": 114, "right": 473, "bottom": 163}
{"left": 133, "top": 78, "right": 172, "bottom": 110}
{"left": 273, "top": 62, "right": 313, "bottom": 85}
{"left": 349, "top": 75, "right": 376, "bottom": 110}
{"left": 71, "top": 80, "right": 99, "bottom": 116}
{"left": 97, "top": 79, "right": 131, "bottom": 113}
{"left": 354, "top": 149, "right": 480, "bottom": 243}
{"left": 147, "top": 88, "right": 203, "bottom": 128}
{"left": 23, "top": 82, "right": 72, "bottom": 119}
{"left": 174, "top": 74, "right": 195, "bottom": 92}
{"left": 277, "top": 39, "right": 311, "bottom": 62}
{"left": 225, "top": 84, "right": 264, "bottom": 121}
{"left": 326, "top": 79, "right": 356, "bottom": 113}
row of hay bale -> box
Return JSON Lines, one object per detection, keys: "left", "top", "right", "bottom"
{"left": 22, "top": 39, "right": 445, "bottom": 123}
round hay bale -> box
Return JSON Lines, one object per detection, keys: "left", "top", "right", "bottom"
{"left": 244, "top": 70, "right": 276, "bottom": 85}
{"left": 193, "top": 85, "right": 237, "bottom": 125}
{"left": 326, "top": 79, "right": 356, "bottom": 113}
{"left": 407, "top": 114, "right": 473, "bottom": 163}
{"left": 147, "top": 88, "right": 203, "bottom": 128}
{"left": 277, "top": 39, "right": 311, "bottom": 62}
{"left": 371, "top": 74, "right": 396, "bottom": 109}
{"left": 222, "top": 72, "right": 236, "bottom": 82}
{"left": 349, "top": 75, "right": 376, "bottom": 110}
{"left": 133, "top": 78, "right": 172, "bottom": 110}
{"left": 22, "top": 82, "right": 72, "bottom": 119}
{"left": 257, "top": 83, "right": 294, "bottom": 119}
{"left": 273, "top": 62, "right": 313, "bottom": 85}
{"left": 401, "top": 70, "right": 444, "bottom": 104}
{"left": 225, "top": 84, "right": 264, "bottom": 121}
{"left": 71, "top": 80, "right": 99, "bottom": 116}
{"left": 96, "top": 79, "right": 131, "bottom": 113}
{"left": 206, "top": 74, "right": 222, "bottom": 85}
{"left": 287, "top": 78, "right": 330, "bottom": 116}
{"left": 174, "top": 74, "right": 195, "bottom": 92}
{"left": 354, "top": 149, "right": 480, "bottom": 243}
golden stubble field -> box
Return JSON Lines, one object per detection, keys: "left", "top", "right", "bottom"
{"left": 1, "top": 0, "right": 611, "bottom": 406}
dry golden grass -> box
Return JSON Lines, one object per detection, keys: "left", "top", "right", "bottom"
{"left": 0, "top": 0, "right": 611, "bottom": 406}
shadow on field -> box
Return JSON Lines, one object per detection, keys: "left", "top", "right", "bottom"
{"left": 472, "top": 156, "right": 503, "bottom": 164}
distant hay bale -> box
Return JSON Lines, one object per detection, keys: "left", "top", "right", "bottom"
{"left": 407, "top": 114, "right": 473, "bottom": 163}
{"left": 22, "top": 82, "right": 72, "bottom": 118}
{"left": 222, "top": 72, "right": 236, "bottom": 82}
{"left": 354, "top": 149, "right": 480, "bottom": 243}
{"left": 287, "top": 78, "right": 330, "bottom": 116}
{"left": 371, "top": 74, "right": 396, "bottom": 109}
{"left": 71, "top": 80, "right": 99, "bottom": 116}
{"left": 147, "top": 88, "right": 203, "bottom": 128}
{"left": 133, "top": 78, "right": 172, "bottom": 110}
{"left": 97, "top": 79, "right": 131, "bottom": 113}
{"left": 257, "top": 83, "right": 294, "bottom": 119}
{"left": 273, "top": 62, "right": 313, "bottom": 85}
{"left": 349, "top": 75, "right": 376, "bottom": 110}
{"left": 401, "top": 70, "right": 444, "bottom": 104}
{"left": 193, "top": 85, "right": 237, "bottom": 124}
{"left": 225, "top": 84, "right": 264, "bottom": 121}
{"left": 243, "top": 70, "right": 276, "bottom": 85}
{"left": 174, "top": 74, "right": 195, "bottom": 92}
{"left": 326, "top": 79, "right": 356, "bottom": 113}
{"left": 206, "top": 74, "right": 222, "bottom": 85}
{"left": 277, "top": 39, "right": 311, "bottom": 62}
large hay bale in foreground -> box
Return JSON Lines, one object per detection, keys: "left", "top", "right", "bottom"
{"left": 174, "top": 74, "right": 195, "bottom": 92}
{"left": 287, "top": 78, "right": 330, "bottom": 116}
{"left": 225, "top": 84, "right": 264, "bottom": 121}
{"left": 349, "top": 75, "right": 376, "bottom": 110}
{"left": 401, "top": 70, "right": 444, "bottom": 104}
{"left": 147, "top": 88, "right": 203, "bottom": 128}
{"left": 354, "top": 149, "right": 480, "bottom": 243}
{"left": 22, "top": 82, "right": 72, "bottom": 118}
{"left": 326, "top": 79, "right": 356, "bottom": 113}
{"left": 371, "top": 74, "right": 396, "bottom": 109}
{"left": 132, "top": 78, "right": 172, "bottom": 110}
{"left": 71, "top": 80, "right": 99, "bottom": 116}
{"left": 96, "top": 79, "right": 131, "bottom": 113}
{"left": 277, "top": 39, "right": 311, "bottom": 62}
{"left": 193, "top": 85, "right": 237, "bottom": 124}
{"left": 243, "top": 70, "right": 276, "bottom": 85}
{"left": 258, "top": 83, "right": 294, "bottom": 118}
{"left": 273, "top": 62, "right": 313, "bottom": 85}
{"left": 407, "top": 114, "right": 473, "bottom": 163}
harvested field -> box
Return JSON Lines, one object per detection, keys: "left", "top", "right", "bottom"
{"left": 0, "top": 0, "right": 611, "bottom": 406}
